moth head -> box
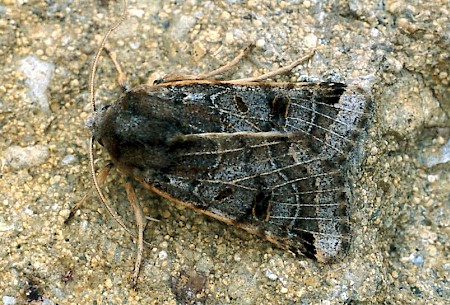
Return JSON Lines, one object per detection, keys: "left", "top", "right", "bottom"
{"left": 85, "top": 105, "right": 110, "bottom": 146}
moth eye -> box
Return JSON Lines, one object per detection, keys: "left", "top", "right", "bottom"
{"left": 214, "top": 187, "right": 234, "bottom": 201}
{"left": 233, "top": 95, "right": 248, "bottom": 113}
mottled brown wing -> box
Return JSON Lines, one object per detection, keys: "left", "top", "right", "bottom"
{"left": 89, "top": 81, "right": 371, "bottom": 262}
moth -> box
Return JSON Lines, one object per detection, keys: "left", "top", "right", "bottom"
{"left": 84, "top": 1, "right": 371, "bottom": 287}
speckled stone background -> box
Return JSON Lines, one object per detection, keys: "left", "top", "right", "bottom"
{"left": 0, "top": 0, "right": 448, "bottom": 304}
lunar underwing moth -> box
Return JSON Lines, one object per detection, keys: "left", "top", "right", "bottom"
{"left": 84, "top": 0, "right": 372, "bottom": 287}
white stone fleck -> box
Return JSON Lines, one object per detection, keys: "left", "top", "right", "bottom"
{"left": 158, "top": 250, "right": 168, "bottom": 260}
{"left": 61, "top": 154, "right": 77, "bottom": 165}
{"left": 265, "top": 269, "right": 278, "bottom": 281}
{"left": 303, "top": 33, "right": 318, "bottom": 48}
{"left": 128, "top": 8, "right": 145, "bottom": 18}
{"left": 255, "top": 38, "right": 266, "bottom": 48}
{"left": 170, "top": 15, "right": 197, "bottom": 40}
{"left": 427, "top": 175, "right": 439, "bottom": 183}
{"left": 18, "top": 55, "right": 54, "bottom": 113}
{"left": 3, "top": 145, "right": 49, "bottom": 169}
{"left": 2, "top": 296, "right": 16, "bottom": 305}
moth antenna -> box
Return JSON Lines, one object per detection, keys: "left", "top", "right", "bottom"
{"left": 88, "top": 151, "right": 138, "bottom": 239}
{"left": 89, "top": 0, "right": 128, "bottom": 112}
{"left": 88, "top": 1, "right": 140, "bottom": 241}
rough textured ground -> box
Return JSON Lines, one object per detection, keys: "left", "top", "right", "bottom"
{"left": 0, "top": 0, "right": 448, "bottom": 304}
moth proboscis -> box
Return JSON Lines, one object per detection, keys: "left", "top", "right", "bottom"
{"left": 78, "top": 0, "right": 372, "bottom": 288}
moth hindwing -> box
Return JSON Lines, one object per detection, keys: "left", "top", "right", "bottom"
{"left": 88, "top": 79, "right": 371, "bottom": 263}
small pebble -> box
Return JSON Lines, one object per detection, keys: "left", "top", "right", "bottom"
{"left": 265, "top": 269, "right": 278, "bottom": 281}
{"left": 3, "top": 145, "right": 49, "bottom": 169}
{"left": 255, "top": 39, "right": 265, "bottom": 48}
{"left": 2, "top": 296, "right": 16, "bottom": 305}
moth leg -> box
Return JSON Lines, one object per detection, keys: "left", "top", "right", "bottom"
{"left": 124, "top": 180, "right": 147, "bottom": 289}
{"left": 64, "top": 163, "right": 114, "bottom": 225}
{"left": 104, "top": 47, "right": 129, "bottom": 90}
{"left": 67, "top": 160, "right": 153, "bottom": 247}
{"left": 225, "top": 50, "right": 316, "bottom": 83}
{"left": 156, "top": 45, "right": 255, "bottom": 83}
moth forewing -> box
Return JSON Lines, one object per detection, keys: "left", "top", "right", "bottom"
{"left": 88, "top": 79, "right": 371, "bottom": 265}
